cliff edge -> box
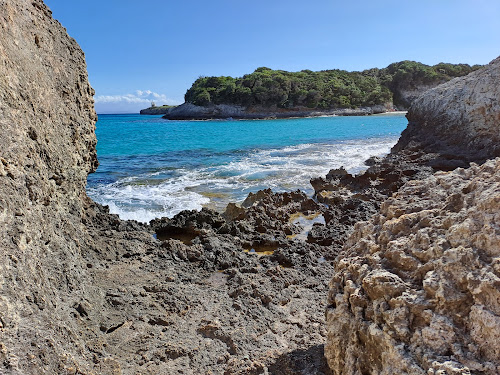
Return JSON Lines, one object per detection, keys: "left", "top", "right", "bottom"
{"left": 0, "top": 2, "right": 157, "bottom": 373}
{"left": 394, "top": 57, "right": 500, "bottom": 164}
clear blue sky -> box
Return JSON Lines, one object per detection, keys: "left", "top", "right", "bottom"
{"left": 44, "top": 0, "right": 500, "bottom": 114}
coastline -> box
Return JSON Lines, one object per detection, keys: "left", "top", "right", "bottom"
{"left": 374, "top": 110, "right": 407, "bottom": 115}
{"left": 88, "top": 114, "right": 407, "bottom": 222}
{"left": 160, "top": 102, "right": 398, "bottom": 121}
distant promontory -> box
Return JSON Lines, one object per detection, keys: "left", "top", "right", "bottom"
{"left": 140, "top": 61, "right": 480, "bottom": 120}
{"left": 139, "top": 104, "right": 176, "bottom": 115}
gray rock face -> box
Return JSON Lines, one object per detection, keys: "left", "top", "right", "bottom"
{"left": 0, "top": 1, "right": 103, "bottom": 372}
{"left": 325, "top": 158, "right": 500, "bottom": 374}
{"left": 394, "top": 57, "right": 500, "bottom": 163}
{"left": 0, "top": 3, "right": 340, "bottom": 373}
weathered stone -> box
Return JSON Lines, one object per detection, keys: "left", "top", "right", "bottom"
{"left": 325, "top": 158, "right": 500, "bottom": 374}
{"left": 394, "top": 57, "right": 500, "bottom": 164}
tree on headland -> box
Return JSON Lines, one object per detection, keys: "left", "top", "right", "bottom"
{"left": 184, "top": 61, "right": 480, "bottom": 110}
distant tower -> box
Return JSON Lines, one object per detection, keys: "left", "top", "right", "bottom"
{"left": 151, "top": 101, "right": 156, "bottom": 108}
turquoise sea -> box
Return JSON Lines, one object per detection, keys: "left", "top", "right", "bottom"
{"left": 86, "top": 113, "right": 408, "bottom": 222}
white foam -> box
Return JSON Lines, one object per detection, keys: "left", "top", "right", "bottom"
{"left": 87, "top": 179, "right": 210, "bottom": 223}
{"left": 88, "top": 136, "right": 399, "bottom": 222}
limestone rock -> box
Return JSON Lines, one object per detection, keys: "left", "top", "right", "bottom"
{"left": 0, "top": 1, "right": 104, "bottom": 373}
{"left": 394, "top": 57, "right": 500, "bottom": 164}
{"left": 325, "top": 158, "right": 500, "bottom": 374}
{"left": 0, "top": 4, "right": 340, "bottom": 374}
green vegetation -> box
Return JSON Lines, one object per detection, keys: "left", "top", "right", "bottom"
{"left": 184, "top": 61, "right": 480, "bottom": 109}
{"left": 146, "top": 104, "right": 176, "bottom": 110}
{"left": 139, "top": 104, "right": 177, "bottom": 115}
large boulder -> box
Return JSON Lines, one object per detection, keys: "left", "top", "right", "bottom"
{"left": 325, "top": 56, "right": 500, "bottom": 375}
{"left": 393, "top": 57, "right": 500, "bottom": 164}
{"left": 325, "top": 157, "right": 500, "bottom": 374}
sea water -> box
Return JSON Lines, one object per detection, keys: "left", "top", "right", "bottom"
{"left": 86, "top": 113, "right": 408, "bottom": 222}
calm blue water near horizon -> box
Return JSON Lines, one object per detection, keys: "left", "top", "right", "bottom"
{"left": 86, "top": 113, "right": 408, "bottom": 222}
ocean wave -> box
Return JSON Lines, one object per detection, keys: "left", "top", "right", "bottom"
{"left": 87, "top": 136, "right": 399, "bottom": 222}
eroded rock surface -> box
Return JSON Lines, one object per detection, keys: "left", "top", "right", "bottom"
{"left": 0, "top": 3, "right": 338, "bottom": 373}
{"left": 325, "top": 158, "right": 500, "bottom": 374}
{"left": 394, "top": 57, "right": 500, "bottom": 164}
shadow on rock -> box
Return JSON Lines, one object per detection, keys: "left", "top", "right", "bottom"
{"left": 268, "top": 345, "right": 332, "bottom": 375}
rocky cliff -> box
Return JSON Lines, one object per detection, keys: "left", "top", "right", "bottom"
{"left": 0, "top": 2, "right": 364, "bottom": 373}
{"left": 0, "top": 0, "right": 103, "bottom": 372}
{"left": 325, "top": 58, "right": 500, "bottom": 374}
{"left": 394, "top": 57, "right": 500, "bottom": 164}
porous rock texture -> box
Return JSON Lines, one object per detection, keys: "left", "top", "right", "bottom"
{"left": 325, "top": 57, "right": 500, "bottom": 374}
{"left": 0, "top": 2, "right": 342, "bottom": 374}
{"left": 0, "top": 0, "right": 106, "bottom": 372}
{"left": 394, "top": 57, "right": 500, "bottom": 165}
{"left": 325, "top": 158, "right": 500, "bottom": 374}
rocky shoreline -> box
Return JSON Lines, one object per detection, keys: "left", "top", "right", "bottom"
{"left": 160, "top": 103, "right": 390, "bottom": 120}
{"left": 139, "top": 105, "right": 176, "bottom": 115}
{"left": 1, "top": 1, "right": 498, "bottom": 374}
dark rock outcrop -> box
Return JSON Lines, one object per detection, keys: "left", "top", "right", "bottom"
{"left": 139, "top": 105, "right": 176, "bottom": 115}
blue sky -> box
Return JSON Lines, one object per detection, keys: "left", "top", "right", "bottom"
{"left": 44, "top": 0, "right": 500, "bottom": 114}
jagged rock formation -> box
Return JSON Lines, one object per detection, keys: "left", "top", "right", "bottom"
{"left": 325, "top": 158, "right": 500, "bottom": 374}
{"left": 0, "top": 2, "right": 353, "bottom": 373}
{"left": 325, "top": 58, "right": 500, "bottom": 374}
{"left": 394, "top": 57, "right": 500, "bottom": 164}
